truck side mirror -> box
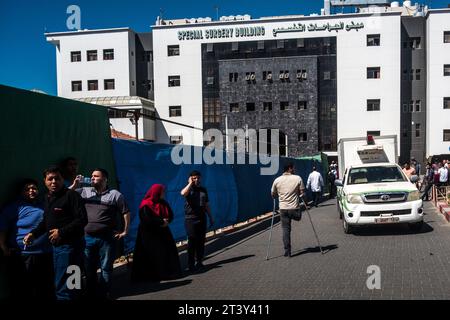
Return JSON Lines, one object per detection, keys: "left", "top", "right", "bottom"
{"left": 334, "top": 179, "right": 343, "bottom": 187}
{"left": 410, "top": 175, "right": 419, "bottom": 183}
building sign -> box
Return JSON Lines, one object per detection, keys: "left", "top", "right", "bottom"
{"left": 178, "top": 26, "right": 265, "bottom": 41}
{"left": 177, "top": 21, "right": 364, "bottom": 41}
{"left": 273, "top": 21, "right": 364, "bottom": 37}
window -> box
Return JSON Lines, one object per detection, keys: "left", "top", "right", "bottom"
{"left": 232, "top": 42, "right": 239, "bottom": 51}
{"left": 445, "top": 31, "right": 450, "bottom": 43}
{"left": 104, "top": 79, "right": 115, "bottom": 90}
{"left": 297, "top": 39, "right": 305, "bottom": 48}
{"left": 88, "top": 80, "right": 98, "bottom": 91}
{"left": 144, "top": 51, "right": 153, "bottom": 62}
{"left": 169, "top": 106, "right": 182, "bottom": 117}
{"left": 298, "top": 101, "right": 307, "bottom": 110}
{"left": 103, "top": 49, "right": 114, "bottom": 60}
{"left": 415, "top": 123, "right": 421, "bottom": 137}
{"left": 168, "top": 45, "right": 180, "bottom": 56}
{"left": 298, "top": 132, "right": 307, "bottom": 142}
{"left": 444, "top": 65, "right": 450, "bottom": 76}
{"left": 402, "top": 69, "right": 408, "bottom": 81}
{"left": 263, "top": 102, "right": 272, "bottom": 111}
{"left": 142, "top": 79, "right": 153, "bottom": 91}
{"left": 206, "top": 43, "right": 214, "bottom": 53}
{"left": 415, "top": 69, "right": 421, "bottom": 81}
{"left": 367, "top": 67, "right": 380, "bottom": 79}
{"left": 444, "top": 97, "right": 450, "bottom": 109}
{"left": 297, "top": 69, "right": 307, "bottom": 80}
{"left": 324, "top": 71, "right": 331, "bottom": 80}
{"left": 229, "top": 72, "right": 238, "bottom": 82}
{"left": 230, "top": 103, "right": 239, "bottom": 113}
{"left": 367, "top": 131, "right": 380, "bottom": 137}
{"left": 108, "top": 109, "right": 133, "bottom": 119}
{"left": 279, "top": 70, "right": 289, "bottom": 81}
{"left": 263, "top": 71, "right": 272, "bottom": 81}
{"left": 87, "top": 50, "right": 98, "bottom": 61}
{"left": 402, "top": 103, "right": 408, "bottom": 113}
{"left": 168, "top": 76, "right": 181, "bottom": 87}
{"left": 415, "top": 100, "right": 421, "bottom": 112}
{"left": 444, "top": 130, "right": 450, "bottom": 142}
{"left": 71, "top": 51, "right": 81, "bottom": 62}
{"left": 367, "top": 99, "right": 380, "bottom": 111}
{"left": 246, "top": 102, "right": 255, "bottom": 112}
{"left": 410, "top": 37, "right": 421, "bottom": 49}
{"left": 280, "top": 101, "right": 289, "bottom": 111}
{"left": 207, "top": 77, "right": 214, "bottom": 85}
{"left": 244, "top": 72, "right": 256, "bottom": 82}
{"left": 409, "top": 101, "right": 414, "bottom": 112}
{"left": 367, "top": 34, "right": 380, "bottom": 46}
{"left": 277, "top": 40, "right": 285, "bottom": 49}
{"left": 257, "top": 41, "right": 264, "bottom": 50}
{"left": 71, "top": 81, "right": 82, "bottom": 92}
{"left": 170, "top": 136, "right": 183, "bottom": 145}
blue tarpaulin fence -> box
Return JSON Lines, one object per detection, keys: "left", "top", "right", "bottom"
{"left": 112, "top": 139, "right": 325, "bottom": 254}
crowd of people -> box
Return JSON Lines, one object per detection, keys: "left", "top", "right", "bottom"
{"left": 0, "top": 157, "right": 213, "bottom": 301}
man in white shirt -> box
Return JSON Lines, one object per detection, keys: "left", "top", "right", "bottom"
{"left": 271, "top": 163, "right": 305, "bottom": 257}
{"left": 307, "top": 167, "right": 324, "bottom": 208}
{"left": 438, "top": 163, "right": 449, "bottom": 186}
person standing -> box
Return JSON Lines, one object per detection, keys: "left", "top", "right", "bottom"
{"left": 180, "top": 171, "right": 214, "bottom": 272}
{"left": 76, "top": 168, "right": 130, "bottom": 299}
{"left": 402, "top": 162, "right": 416, "bottom": 181}
{"left": 271, "top": 163, "right": 305, "bottom": 257}
{"left": 327, "top": 168, "right": 336, "bottom": 200}
{"left": 307, "top": 167, "right": 324, "bottom": 208}
{"left": 24, "top": 167, "right": 87, "bottom": 300}
{"left": 421, "top": 163, "right": 434, "bottom": 201}
{"left": 438, "top": 162, "right": 449, "bottom": 187}
{"left": 0, "top": 179, "right": 54, "bottom": 300}
{"left": 132, "top": 184, "right": 181, "bottom": 282}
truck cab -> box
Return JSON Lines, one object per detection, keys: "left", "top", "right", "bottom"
{"left": 335, "top": 135, "right": 423, "bottom": 234}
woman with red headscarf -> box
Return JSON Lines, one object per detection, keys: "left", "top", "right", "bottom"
{"left": 131, "top": 184, "right": 181, "bottom": 282}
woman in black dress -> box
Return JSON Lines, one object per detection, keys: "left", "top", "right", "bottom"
{"left": 131, "top": 184, "right": 181, "bottom": 282}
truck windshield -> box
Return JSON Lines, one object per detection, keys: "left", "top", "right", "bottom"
{"left": 347, "top": 166, "right": 407, "bottom": 185}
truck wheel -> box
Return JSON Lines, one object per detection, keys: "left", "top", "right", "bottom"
{"left": 343, "top": 219, "right": 353, "bottom": 234}
{"left": 408, "top": 221, "right": 424, "bottom": 232}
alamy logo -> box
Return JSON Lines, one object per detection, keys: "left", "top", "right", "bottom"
{"left": 66, "top": 5, "right": 81, "bottom": 30}
{"left": 66, "top": 265, "right": 81, "bottom": 290}
{"left": 366, "top": 265, "right": 381, "bottom": 290}
{"left": 171, "top": 128, "right": 280, "bottom": 175}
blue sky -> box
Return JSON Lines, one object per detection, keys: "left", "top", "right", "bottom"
{"left": 0, "top": 0, "right": 447, "bottom": 95}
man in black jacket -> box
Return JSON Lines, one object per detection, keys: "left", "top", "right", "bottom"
{"left": 24, "top": 166, "right": 87, "bottom": 300}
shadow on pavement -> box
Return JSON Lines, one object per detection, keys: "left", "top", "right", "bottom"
{"left": 112, "top": 269, "right": 193, "bottom": 299}
{"left": 193, "top": 255, "right": 255, "bottom": 275}
{"left": 291, "top": 244, "right": 339, "bottom": 257}
{"left": 352, "top": 222, "right": 434, "bottom": 236}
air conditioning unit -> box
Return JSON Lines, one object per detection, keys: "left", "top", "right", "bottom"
{"left": 245, "top": 75, "right": 251, "bottom": 81}
{"left": 296, "top": 72, "right": 303, "bottom": 79}
{"left": 267, "top": 73, "right": 273, "bottom": 80}
{"left": 302, "top": 73, "right": 308, "bottom": 79}
{"left": 279, "top": 73, "right": 285, "bottom": 79}
{"left": 250, "top": 74, "right": 256, "bottom": 80}
{"left": 284, "top": 73, "right": 290, "bottom": 79}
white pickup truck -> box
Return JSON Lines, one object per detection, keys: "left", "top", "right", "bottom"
{"left": 335, "top": 135, "right": 424, "bottom": 234}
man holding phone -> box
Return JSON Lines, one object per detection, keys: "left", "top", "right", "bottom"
{"left": 180, "top": 171, "right": 214, "bottom": 272}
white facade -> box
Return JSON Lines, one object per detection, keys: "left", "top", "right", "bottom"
{"left": 46, "top": 28, "right": 136, "bottom": 98}
{"left": 426, "top": 10, "right": 450, "bottom": 156}
{"left": 153, "top": 12, "right": 402, "bottom": 151}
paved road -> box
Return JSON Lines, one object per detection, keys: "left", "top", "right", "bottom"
{"left": 112, "top": 199, "right": 450, "bottom": 300}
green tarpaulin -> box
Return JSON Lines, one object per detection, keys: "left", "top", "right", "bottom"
{"left": 0, "top": 84, "right": 117, "bottom": 207}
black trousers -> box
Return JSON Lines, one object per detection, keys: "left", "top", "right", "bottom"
{"left": 312, "top": 192, "right": 321, "bottom": 207}
{"left": 185, "top": 218, "right": 207, "bottom": 267}
{"left": 421, "top": 183, "right": 433, "bottom": 201}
